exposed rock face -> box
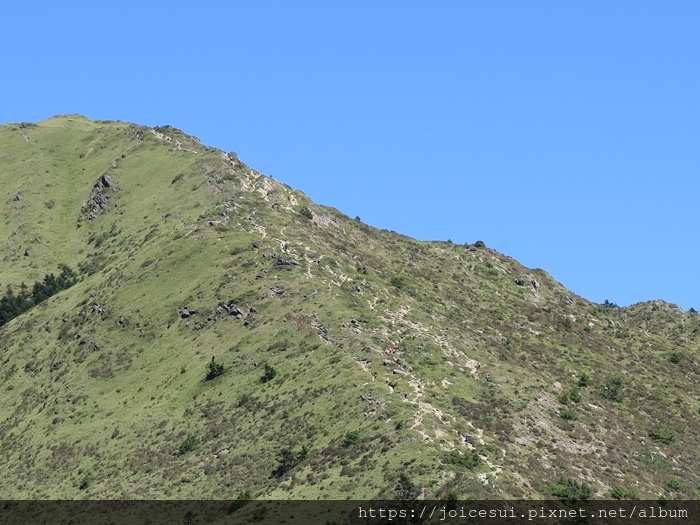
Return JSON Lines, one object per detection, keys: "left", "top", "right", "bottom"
{"left": 180, "top": 307, "right": 198, "bottom": 319}
{"left": 222, "top": 301, "right": 244, "bottom": 318}
{"left": 125, "top": 125, "right": 145, "bottom": 142}
{"left": 265, "top": 287, "right": 285, "bottom": 298}
{"left": 274, "top": 258, "right": 298, "bottom": 266}
{"left": 78, "top": 171, "right": 119, "bottom": 221}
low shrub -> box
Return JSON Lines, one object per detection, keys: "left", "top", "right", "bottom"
{"left": 602, "top": 377, "right": 624, "bottom": 403}
{"left": 389, "top": 276, "right": 404, "bottom": 289}
{"left": 649, "top": 425, "right": 674, "bottom": 445}
{"left": 342, "top": 430, "right": 359, "bottom": 448}
{"left": 261, "top": 363, "right": 277, "bottom": 383}
{"left": 664, "top": 477, "right": 681, "bottom": 490}
{"left": 177, "top": 435, "right": 199, "bottom": 456}
{"left": 206, "top": 358, "right": 225, "bottom": 380}
{"left": 298, "top": 205, "right": 313, "bottom": 219}
{"left": 578, "top": 372, "right": 590, "bottom": 388}
{"left": 549, "top": 477, "right": 591, "bottom": 502}
{"left": 560, "top": 408, "right": 578, "bottom": 421}
{"left": 668, "top": 352, "right": 683, "bottom": 364}
{"left": 610, "top": 486, "right": 638, "bottom": 499}
{"left": 444, "top": 450, "right": 479, "bottom": 470}
{"left": 395, "top": 473, "right": 418, "bottom": 500}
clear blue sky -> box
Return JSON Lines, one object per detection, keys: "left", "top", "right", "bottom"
{"left": 2, "top": 1, "right": 698, "bottom": 310}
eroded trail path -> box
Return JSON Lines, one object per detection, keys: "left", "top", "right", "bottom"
{"left": 348, "top": 302, "right": 507, "bottom": 485}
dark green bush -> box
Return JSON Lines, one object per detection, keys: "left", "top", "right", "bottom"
{"left": 298, "top": 205, "right": 313, "bottom": 219}
{"left": 206, "top": 358, "right": 225, "bottom": 380}
{"left": 228, "top": 490, "right": 252, "bottom": 512}
{"left": 549, "top": 477, "right": 591, "bottom": 502}
{"left": 237, "top": 393, "right": 250, "bottom": 407}
{"left": 665, "top": 477, "right": 681, "bottom": 490}
{"left": 274, "top": 445, "right": 308, "bottom": 477}
{"left": 177, "top": 435, "right": 199, "bottom": 456}
{"left": 568, "top": 387, "right": 582, "bottom": 403}
{"left": 578, "top": 372, "right": 590, "bottom": 388}
{"left": 389, "top": 276, "right": 404, "bottom": 289}
{"left": 444, "top": 450, "right": 479, "bottom": 470}
{"left": 649, "top": 425, "right": 675, "bottom": 445}
{"left": 342, "top": 430, "right": 359, "bottom": 448}
{"left": 668, "top": 352, "right": 683, "bottom": 364}
{"left": 297, "top": 444, "right": 309, "bottom": 462}
{"left": 275, "top": 447, "right": 296, "bottom": 476}
{"left": 261, "top": 363, "right": 277, "bottom": 383}
{"left": 610, "top": 486, "right": 638, "bottom": 499}
{"left": 78, "top": 474, "right": 91, "bottom": 490}
{"left": 560, "top": 408, "right": 578, "bottom": 420}
{"left": 395, "top": 473, "right": 418, "bottom": 500}
{"left": 474, "top": 240, "right": 486, "bottom": 248}
{"left": 602, "top": 377, "right": 624, "bottom": 403}
{"left": 558, "top": 387, "right": 581, "bottom": 405}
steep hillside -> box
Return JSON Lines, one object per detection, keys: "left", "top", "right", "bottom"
{"left": 0, "top": 116, "right": 699, "bottom": 500}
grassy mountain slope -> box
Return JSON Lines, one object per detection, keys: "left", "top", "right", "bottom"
{"left": 0, "top": 115, "right": 699, "bottom": 500}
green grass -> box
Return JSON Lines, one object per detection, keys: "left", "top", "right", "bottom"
{"left": 0, "top": 116, "right": 699, "bottom": 500}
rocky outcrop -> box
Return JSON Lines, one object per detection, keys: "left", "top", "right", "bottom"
{"left": 78, "top": 170, "right": 120, "bottom": 221}
{"left": 265, "top": 287, "right": 285, "bottom": 298}
{"left": 180, "top": 307, "right": 198, "bottom": 319}
{"left": 221, "top": 301, "right": 244, "bottom": 318}
{"left": 274, "top": 257, "right": 298, "bottom": 267}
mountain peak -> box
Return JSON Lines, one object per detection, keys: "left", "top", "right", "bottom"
{"left": 1, "top": 117, "right": 698, "bottom": 500}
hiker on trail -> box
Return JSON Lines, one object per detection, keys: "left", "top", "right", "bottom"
{"left": 465, "top": 433, "right": 472, "bottom": 444}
